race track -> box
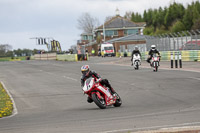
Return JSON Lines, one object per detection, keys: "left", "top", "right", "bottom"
{"left": 0, "top": 57, "right": 200, "bottom": 133}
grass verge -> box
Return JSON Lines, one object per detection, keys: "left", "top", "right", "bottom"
{"left": 0, "top": 56, "right": 28, "bottom": 61}
{"left": 0, "top": 82, "right": 13, "bottom": 118}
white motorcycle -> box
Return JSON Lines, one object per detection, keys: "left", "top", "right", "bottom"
{"left": 132, "top": 53, "right": 141, "bottom": 70}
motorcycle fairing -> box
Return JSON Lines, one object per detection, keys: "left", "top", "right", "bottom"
{"left": 82, "top": 78, "right": 95, "bottom": 92}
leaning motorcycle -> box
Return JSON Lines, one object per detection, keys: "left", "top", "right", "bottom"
{"left": 150, "top": 54, "right": 160, "bottom": 72}
{"left": 82, "top": 78, "right": 122, "bottom": 109}
{"left": 132, "top": 53, "right": 141, "bottom": 70}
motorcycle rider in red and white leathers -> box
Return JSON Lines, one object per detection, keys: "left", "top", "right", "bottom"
{"left": 81, "top": 65, "right": 116, "bottom": 103}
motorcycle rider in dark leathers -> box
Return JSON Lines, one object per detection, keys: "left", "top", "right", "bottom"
{"left": 147, "top": 45, "right": 160, "bottom": 65}
{"left": 81, "top": 65, "right": 116, "bottom": 103}
{"left": 131, "top": 46, "right": 141, "bottom": 66}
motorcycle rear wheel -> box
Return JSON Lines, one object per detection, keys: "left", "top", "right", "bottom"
{"left": 134, "top": 62, "right": 139, "bottom": 70}
{"left": 136, "top": 63, "right": 139, "bottom": 70}
{"left": 92, "top": 93, "right": 106, "bottom": 109}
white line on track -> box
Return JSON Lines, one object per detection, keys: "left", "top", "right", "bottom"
{"left": 63, "top": 76, "right": 78, "bottom": 81}
{"left": 0, "top": 81, "right": 18, "bottom": 119}
{"left": 38, "top": 70, "right": 78, "bottom": 82}
{"left": 189, "top": 77, "right": 200, "bottom": 81}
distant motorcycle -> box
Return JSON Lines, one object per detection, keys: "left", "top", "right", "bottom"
{"left": 98, "top": 51, "right": 101, "bottom": 57}
{"left": 132, "top": 53, "right": 141, "bottom": 70}
{"left": 150, "top": 54, "right": 160, "bottom": 72}
{"left": 82, "top": 78, "right": 122, "bottom": 109}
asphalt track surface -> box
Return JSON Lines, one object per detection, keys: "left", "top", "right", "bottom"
{"left": 0, "top": 57, "right": 200, "bottom": 133}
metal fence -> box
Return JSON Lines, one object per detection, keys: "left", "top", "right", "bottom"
{"left": 70, "top": 44, "right": 86, "bottom": 54}
{"left": 146, "top": 30, "right": 200, "bottom": 51}
{"left": 119, "top": 30, "right": 200, "bottom": 53}
{"left": 119, "top": 44, "right": 146, "bottom": 53}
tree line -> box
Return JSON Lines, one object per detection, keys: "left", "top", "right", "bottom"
{"left": 125, "top": 1, "right": 200, "bottom": 35}
{"left": 0, "top": 44, "right": 41, "bottom": 57}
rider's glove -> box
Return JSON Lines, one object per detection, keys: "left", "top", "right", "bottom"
{"left": 96, "top": 78, "right": 102, "bottom": 83}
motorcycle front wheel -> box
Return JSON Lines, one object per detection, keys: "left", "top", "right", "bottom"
{"left": 92, "top": 92, "right": 106, "bottom": 109}
{"left": 113, "top": 93, "right": 122, "bottom": 107}
{"left": 136, "top": 62, "right": 139, "bottom": 70}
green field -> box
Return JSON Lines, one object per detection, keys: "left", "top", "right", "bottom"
{"left": 0, "top": 83, "right": 13, "bottom": 118}
{"left": 0, "top": 56, "right": 28, "bottom": 61}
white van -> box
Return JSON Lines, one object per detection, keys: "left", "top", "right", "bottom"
{"left": 101, "top": 43, "right": 115, "bottom": 57}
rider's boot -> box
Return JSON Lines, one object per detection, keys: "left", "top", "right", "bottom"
{"left": 109, "top": 87, "right": 116, "bottom": 95}
{"left": 87, "top": 96, "right": 93, "bottom": 103}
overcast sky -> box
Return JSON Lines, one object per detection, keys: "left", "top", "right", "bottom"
{"left": 0, "top": 0, "right": 195, "bottom": 51}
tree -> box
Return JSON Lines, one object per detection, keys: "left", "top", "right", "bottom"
{"left": 124, "top": 11, "right": 132, "bottom": 20}
{"left": 152, "top": 9, "right": 159, "bottom": 31}
{"left": 143, "top": 10, "right": 147, "bottom": 22}
{"left": 77, "top": 13, "right": 100, "bottom": 33}
{"left": 171, "top": 20, "right": 186, "bottom": 33}
{"left": 192, "top": 18, "right": 200, "bottom": 30}
{"left": 143, "top": 26, "right": 154, "bottom": 35}
{"left": 131, "top": 12, "right": 135, "bottom": 22}
{"left": 183, "top": 5, "right": 193, "bottom": 30}
{"left": 131, "top": 12, "right": 143, "bottom": 22}
{"left": 5, "top": 51, "right": 14, "bottom": 57}
{"left": 22, "top": 49, "right": 32, "bottom": 56}
{"left": 164, "top": 2, "right": 185, "bottom": 29}
{"left": 146, "top": 9, "right": 153, "bottom": 26}
{"left": 0, "top": 44, "right": 12, "bottom": 57}
{"left": 13, "top": 49, "right": 22, "bottom": 56}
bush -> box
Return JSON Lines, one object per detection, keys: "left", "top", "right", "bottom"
{"left": 170, "top": 20, "right": 186, "bottom": 33}
{"left": 143, "top": 26, "right": 154, "bottom": 35}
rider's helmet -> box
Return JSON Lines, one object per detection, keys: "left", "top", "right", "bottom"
{"left": 135, "top": 46, "right": 138, "bottom": 50}
{"left": 151, "top": 45, "right": 156, "bottom": 51}
{"left": 81, "top": 65, "right": 90, "bottom": 76}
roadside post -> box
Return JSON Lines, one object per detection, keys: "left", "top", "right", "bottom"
{"left": 171, "top": 52, "right": 173, "bottom": 68}
{"left": 179, "top": 51, "right": 182, "bottom": 68}
{"left": 175, "top": 51, "right": 178, "bottom": 68}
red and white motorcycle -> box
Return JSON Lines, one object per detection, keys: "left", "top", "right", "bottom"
{"left": 82, "top": 78, "right": 122, "bottom": 109}
{"left": 150, "top": 54, "right": 160, "bottom": 72}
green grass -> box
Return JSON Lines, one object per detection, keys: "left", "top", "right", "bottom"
{"left": 0, "top": 57, "right": 11, "bottom": 61}
{"left": 0, "top": 56, "right": 28, "bottom": 61}
{"left": 0, "top": 83, "right": 13, "bottom": 118}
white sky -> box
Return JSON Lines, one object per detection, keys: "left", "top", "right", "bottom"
{"left": 0, "top": 0, "right": 195, "bottom": 51}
